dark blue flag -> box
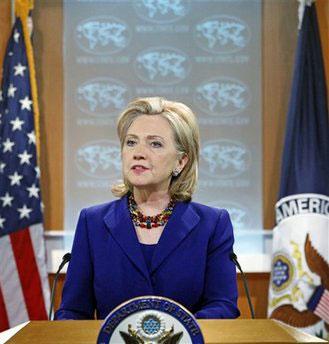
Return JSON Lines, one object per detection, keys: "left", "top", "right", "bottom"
{"left": 0, "top": 18, "right": 43, "bottom": 237}
{"left": 268, "top": 4, "right": 329, "bottom": 338}
{"left": 278, "top": 4, "right": 329, "bottom": 199}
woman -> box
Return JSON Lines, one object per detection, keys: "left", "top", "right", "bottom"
{"left": 55, "top": 97, "right": 240, "bottom": 320}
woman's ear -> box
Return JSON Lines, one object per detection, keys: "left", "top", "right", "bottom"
{"left": 177, "top": 153, "right": 188, "bottom": 172}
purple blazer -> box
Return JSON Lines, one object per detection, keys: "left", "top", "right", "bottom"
{"left": 55, "top": 196, "right": 240, "bottom": 320}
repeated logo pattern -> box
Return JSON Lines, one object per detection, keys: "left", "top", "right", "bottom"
{"left": 195, "top": 15, "right": 250, "bottom": 54}
{"left": 65, "top": 2, "right": 261, "bottom": 230}
{"left": 76, "top": 78, "right": 129, "bottom": 117}
{"left": 75, "top": 140, "right": 121, "bottom": 179}
{"left": 134, "top": 0, "right": 189, "bottom": 23}
{"left": 195, "top": 77, "right": 250, "bottom": 116}
{"left": 75, "top": 16, "right": 130, "bottom": 55}
{"left": 200, "top": 140, "right": 251, "bottom": 178}
{"left": 135, "top": 47, "right": 190, "bottom": 85}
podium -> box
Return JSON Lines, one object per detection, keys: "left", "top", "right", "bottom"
{"left": 6, "top": 319, "right": 326, "bottom": 343}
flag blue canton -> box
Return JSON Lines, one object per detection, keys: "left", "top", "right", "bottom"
{"left": 0, "top": 18, "right": 43, "bottom": 237}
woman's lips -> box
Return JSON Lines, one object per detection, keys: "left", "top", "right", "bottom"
{"left": 131, "top": 165, "right": 149, "bottom": 174}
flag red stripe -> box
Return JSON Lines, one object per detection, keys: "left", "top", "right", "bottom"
{"left": 10, "top": 228, "right": 47, "bottom": 320}
{"left": 314, "top": 291, "right": 329, "bottom": 323}
{"left": 0, "top": 286, "right": 9, "bottom": 331}
{"left": 315, "top": 309, "right": 329, "bottom": 323}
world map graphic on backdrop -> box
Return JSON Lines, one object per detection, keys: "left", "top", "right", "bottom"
{"left": 134, "top": 47, "right": 191, "bottom": 85}
{"left": 194, "top": 15, "right": 251, "bottom": 54}
{"left": 133, "top": 0, "right": 190, "bottom": 23}
{"left": 64, "top": 0, "right": 261, "bottom": 232}
{"left": 194, "top": 77, "right": 251, "bottom": 116}
{"left": 75, "top": 16, "right": 131, "bottom": 55}
{"left": 200, "top": 139, "right": 251, "bottom": 179}
{"left": 75, "top": 77, "right": 130, "bottom": 117}
{"left": 75, "top": 140, "right": 121, "bottom": 179}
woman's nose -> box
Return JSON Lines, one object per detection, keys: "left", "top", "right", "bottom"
{"left": 133, "top": 144, "right": 146, "bottom": 160}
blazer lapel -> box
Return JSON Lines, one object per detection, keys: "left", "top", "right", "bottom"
{"left": 151, "top": 201, "right": 200, "bottom": 274}
{"left": 103, "top": 196, "right": 150, "bottom": 283}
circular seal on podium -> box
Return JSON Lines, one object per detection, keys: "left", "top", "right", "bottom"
{"left": 97, "top": 296, "right": 205, "bottom": 343}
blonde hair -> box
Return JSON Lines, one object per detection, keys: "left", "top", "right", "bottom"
{"left": 111, "top": 97, "right": 200, "bottom": 201}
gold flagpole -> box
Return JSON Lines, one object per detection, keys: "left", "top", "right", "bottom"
{"left": 14, "top": 0, "right": 41, "bottom": 163}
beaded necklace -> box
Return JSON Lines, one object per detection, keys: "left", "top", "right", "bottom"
{"left": 128, "top": 194, "right": 175, "bottom": 229}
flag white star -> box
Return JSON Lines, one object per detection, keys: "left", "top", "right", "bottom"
{"left": 7, "top": 83, "right": 17, "bottom": 98}
{"left": 10, "top": 117, "right": 24, "bottom": 131}
{"left": 18, "top": 150, "right": 32, "bottom": 165}
{"left": 19, "top": 96, "right": 33, "bottom": 111}
{"left": 8, "top": 171, "right": 23, "bottom": 186}
{"left": 0, "top": 216, "right": 5, "bottom": 229}
{"left": 27, "top": 131, "right": 36, "bottom": 144}
{"left": 35, "top": 166, "right": 40, "bottom": 178}
{"left": 1, "top": 192, "right": 13, "bottom": 207}
{"left": 13, "top": 29, "right": 20, "bottom": 43}
{"left": 14, "top": 63, "right": 27, "bottom": 76}
{"left": 0, "top": 162, "right": 5, "bottom": 173}
{"left": 8, "top": 51, "right": 13, "bottom": 56}
{"left": 0, "top": 90, "right": 3, "bottom": 101}
{"left": 3, "top": 138, "right": 15, "bottom": 153}
{"left": 17, "top": 205, "right": 32, "bottom": 219}
{"left": 27, "top": 184, "right": 39, "bottom": 198}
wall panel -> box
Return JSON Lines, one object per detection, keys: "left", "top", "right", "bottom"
{"left": 33, "top": 1, "right": 63, "bottom": 230}
{"left": 0, "top": 0, "right": 11, "bottom": 81}
{"left": 262, "top": 1, "right": 298, "bottom": 229}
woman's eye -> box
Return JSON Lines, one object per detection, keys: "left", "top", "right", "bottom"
{"left": 126, "top": 139, "right": 136, "bottom": 146}
{"left": 151, "top": 141, "right": 162, "bottom": 148}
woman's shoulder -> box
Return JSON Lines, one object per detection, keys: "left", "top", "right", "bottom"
{"left": 187, "top": 200, "right": 229, "bottom": 219}
{"left": 186, "top": 201, "right": 233, "bottom": 237}
{"left": 81, "top": 197, "right": 125, "bottom": 218}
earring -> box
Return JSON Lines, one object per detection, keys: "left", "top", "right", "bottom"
{"left": 172, "top": 169, "right": 180, "bottom": 177}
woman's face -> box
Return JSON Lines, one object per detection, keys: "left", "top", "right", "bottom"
{"left": 122, "top": 115, "right": 187, "bottom": 193}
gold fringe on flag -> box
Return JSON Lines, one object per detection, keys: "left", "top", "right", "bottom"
{"left": 14, "top": 0, "right": 41, "bottom": 163}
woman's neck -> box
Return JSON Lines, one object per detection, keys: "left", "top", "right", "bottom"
{"left": 132, "top": 189, "right": 171, "bottom": 216}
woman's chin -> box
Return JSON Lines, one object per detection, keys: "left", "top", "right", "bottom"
{"left": 127, "top": 178, "right": 151, "bottom": 188}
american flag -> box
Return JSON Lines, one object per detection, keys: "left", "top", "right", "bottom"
{"left": 0, "top": 16, "right": 49, "bottom": 330}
